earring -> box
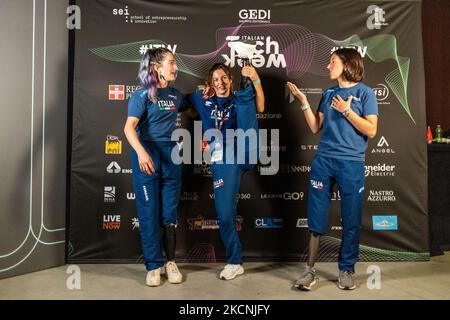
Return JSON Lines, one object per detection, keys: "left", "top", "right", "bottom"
{"left": 159, "top": 72, "right": 165, "bottom": 81}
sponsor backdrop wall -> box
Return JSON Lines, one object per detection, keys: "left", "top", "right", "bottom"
{"left": 69, "top": 0, "right": 429, "bottom": 264}
{"left": 0, "top": 0, "right": 68, "bottom": 279}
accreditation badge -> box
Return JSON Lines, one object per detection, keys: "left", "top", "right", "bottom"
{"left": 211, "top": 142, "right": 223, "bottom": 162}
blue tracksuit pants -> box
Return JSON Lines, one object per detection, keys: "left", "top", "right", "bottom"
{"left": 211, "top": 155, "right": 254, "bottom": 265}
{"left": 206, "top": 83, "right": 259, "bottom": 265}
{"left": 130, "top": 140, "right": 181, "bottom": 271}
{"left": 307, "top": 155, "right": 365, "bottom": 273}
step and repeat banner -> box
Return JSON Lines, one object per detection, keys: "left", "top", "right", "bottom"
{"left": 69, "top": 0, "right": 429, "bottom": 263}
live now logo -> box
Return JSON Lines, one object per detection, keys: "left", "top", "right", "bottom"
{"left": 102, "top": 215, "right": 121, "bottom": 230}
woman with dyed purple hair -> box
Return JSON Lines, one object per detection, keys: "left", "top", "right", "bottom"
{"left": 124, "top": 48, "right": 189, "bottom": 287}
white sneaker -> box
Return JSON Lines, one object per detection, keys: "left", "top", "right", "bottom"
{"left": 146, "top": 268, "right": 161, "bottom": 287}
{"left": 165, "top": 261, "right": 182, "bottom": 284}
{"left": 219, "top": 264, "right": 244, "bottom": 280}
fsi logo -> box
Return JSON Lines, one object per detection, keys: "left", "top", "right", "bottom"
{"left": 366, "top": 5, "right": 388, "bottom": 30}
{"left": 109, "top": 85, "right": 125, "bottom": 100}
{"left": 372, "top": 83, "right": 389, "bottom": 102}
{"left": 255, "top": 218, "right": 284, "bottom": 229}
{"left": 372, "top": 216, "right": 398, "bottom": 230}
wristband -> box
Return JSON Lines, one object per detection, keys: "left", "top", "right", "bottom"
{"left": 342, "top": 107, "right": 351, "bottom": 117}
{"left": 301, "top": 103, "right": 311, "bottom": 111}
{"left": 252, "top": 79, "right": 261, "bottom": 86}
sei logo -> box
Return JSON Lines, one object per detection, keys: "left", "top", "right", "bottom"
{"left": 113, "top": 5, "right": 129, "bottom": 16}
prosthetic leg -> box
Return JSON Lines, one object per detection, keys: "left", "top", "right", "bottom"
{"left": 162, "top": 224, "right": 176, "bottom": 261}
{"left": 295, "top": 231, "right": 321, "bottom": 291}
{"left": 307, "top": 232, "right": 321, "bottom": 268}
{"left": 162, "top": 223, "right": 182, "bottom": 284}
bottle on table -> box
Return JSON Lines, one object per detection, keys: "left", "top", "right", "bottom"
{"left": 427, "top": 126, "right": 433, "bottom": 144}
{"left": 435, "top": 124, "right": 442, "bottom": 143}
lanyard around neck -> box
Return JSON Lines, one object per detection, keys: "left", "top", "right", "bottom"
{"left": 212, "top": 95, "right": 232, "bottom": 131}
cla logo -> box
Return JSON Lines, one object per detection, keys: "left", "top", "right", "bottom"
{"left": 255, "top": 218, "right": 283, "bottom": 229}
{"left": 238, "top": 9, "right": 271, "bottom": 20}
{"left": 366, "top": 5, "right": 388, "bottom": 30}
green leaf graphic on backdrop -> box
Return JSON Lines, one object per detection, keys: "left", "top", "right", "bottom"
{"left": 337, "top": 34, "right": 414, "bottom": 124}
{"left": 89, "top": 39, "right": 197, "bottom": 77}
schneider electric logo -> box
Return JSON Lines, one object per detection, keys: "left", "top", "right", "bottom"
{"left": 365, "top": 163, "right": 395, "bottom": 177}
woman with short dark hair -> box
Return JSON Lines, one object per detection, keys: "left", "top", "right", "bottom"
{"left": 287, "top": 47, "right": 378, "bottom": 291}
